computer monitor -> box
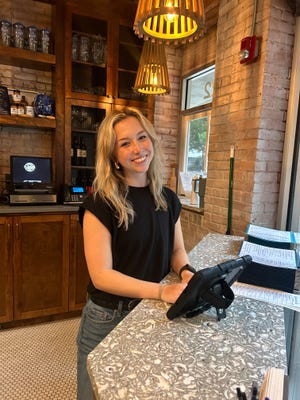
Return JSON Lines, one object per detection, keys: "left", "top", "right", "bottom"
{"left": 10, "top": 155, "right": 52, "bottom": 188}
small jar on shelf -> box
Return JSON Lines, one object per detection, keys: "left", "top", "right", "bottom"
{"left": 39, "top": 28, "right": 51, "bottom": 53}
{"left": 0, "top": 20, "right": 12, "bottom": 47}
{"left": 12, "top": 22, "right": 25, "bottom": 48}
{"left": 26, "top": 25, "right": 38, "bottom": 52}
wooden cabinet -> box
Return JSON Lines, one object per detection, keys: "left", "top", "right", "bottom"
{"left": 65, "top": 4, "right": 146, "bottom": 103}
{"left": 69, "top": 213, "right": 90, "bottom": 310}
{"left": 63, "top": 2, "right": 152, "bottom": 184}
{"left": 13, "top": 214, "right": 70, "bottom": 320}
{"left": 0, "top": 217, "right": 13, "bottom": 323}
{"left": 0, "top": 211, "right": 89, "bottom": 324}
{"left": 1, "top": 213, "right": 71, "bottom": 322}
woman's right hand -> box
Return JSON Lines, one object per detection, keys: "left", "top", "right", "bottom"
{"left": 159, "top": 282, "right": 187, "bottom": 304}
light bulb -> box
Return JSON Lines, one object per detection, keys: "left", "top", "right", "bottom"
{"left": 164, "top": 0, "right": 179, "bottom": 23}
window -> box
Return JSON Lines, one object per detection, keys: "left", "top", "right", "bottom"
{"left": 178, "top": 65, "right": 214, "bottom": 196}
{"left": 183, "top": 112, "right": 210, "bottom": 174}
{"left": 181, "top": 65, "right": 214, "bottom": 110}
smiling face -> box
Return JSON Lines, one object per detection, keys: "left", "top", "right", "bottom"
{"left": 113, "top": 116, "right": 154, "bottom": 186}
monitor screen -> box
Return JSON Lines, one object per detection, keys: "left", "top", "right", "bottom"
{"left": 10, "top": 156, "right": 52, "bottom": 186}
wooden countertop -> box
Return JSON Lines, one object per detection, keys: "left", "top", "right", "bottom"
{"left": 0, "top": 204, "right": 79, "bottom": 214}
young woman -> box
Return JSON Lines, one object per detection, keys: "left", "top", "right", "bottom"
{"left": 77, "top": 107, "right": 194, "bottom": 399}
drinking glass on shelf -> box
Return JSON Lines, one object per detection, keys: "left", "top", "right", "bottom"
{"left": 72, "top": 33, "right": 79, "bottom": 60}
{"left": 71, "top": 107, "right": 81, "bottom": 128}
{"left": 79, "top": 35, "right": 90, "bottom": 62}
{"left": 0, "top": 20, "right": 12, "bottom": 47}
{"left": 91, "top": 35, "right": 104, "bottom": 64}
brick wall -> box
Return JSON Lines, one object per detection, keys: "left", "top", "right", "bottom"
{"left": 208, "top": 0, "right": 294, "bottom": 237}
{"left": 154, "top": 45, "right": 182, "bottom": 185}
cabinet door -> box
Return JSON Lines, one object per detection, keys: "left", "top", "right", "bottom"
{"left": 13, "top": 214, "right": 70, "bottom": 320}
{"left": 69, "top": 214, "right": 90, "bottom": 310}
{"left": 0, "top": 217, "right": 13, "bottom": 323}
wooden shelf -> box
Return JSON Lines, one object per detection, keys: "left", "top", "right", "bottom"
{"left": 34, "top": 0, "right": 54, "bottom": 3}
{"left": 72, "top": 60, "right": 106, "bottom": 69}
{"left": 72, "top": 128, "right": 97, "bottom": 134}
{"left": 71, "top": 165, "right": 95, "bottom": 170}
{"left": 69, "top": 91, "right": 111, "bottom": 103}
{"left": 0, "top": 46, "right": 55, "bottom": 71}
{"left": 0, "top": 115, "right": 56, "bottom": 129}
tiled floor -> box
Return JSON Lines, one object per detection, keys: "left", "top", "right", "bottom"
{"left": 0, "top": 317, "right": 80, "bottom": 400}
{"left": 0, "top": 312, "right": 299, "bottom": 399}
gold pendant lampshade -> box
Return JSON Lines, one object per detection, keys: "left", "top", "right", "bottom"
{"left": 133, "top": 0, "right": 206, "bottom": 44}
{"left": 134, "top": 40, "right": 170, "bottom": 95}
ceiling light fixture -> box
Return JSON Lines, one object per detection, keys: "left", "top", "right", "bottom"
{"left": 133, "top": 0, "right": 206, "bottom": 44}
{"left": 134, "top": 40, "right": 170, "bottom": 95}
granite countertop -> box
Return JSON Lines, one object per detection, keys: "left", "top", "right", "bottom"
{"left": 87, "top": 233, "right": 287, "bottom": 400}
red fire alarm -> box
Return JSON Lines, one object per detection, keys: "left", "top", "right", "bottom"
{"left": 239, "top": 35, "right": 259, "bottom": 64}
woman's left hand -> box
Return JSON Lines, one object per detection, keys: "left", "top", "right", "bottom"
{"left": 159, "top": 282, "right": 187, "bottom": 304}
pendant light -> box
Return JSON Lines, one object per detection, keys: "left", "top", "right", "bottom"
{"left": 134, "top": 40, "right": 170, "bottom": 95}
{"left": 133, "top": 0, "right": 206, "bottom": 44}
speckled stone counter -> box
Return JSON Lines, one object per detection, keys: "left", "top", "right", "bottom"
{"left": 87, "top": 233, "right": 287, "bottom": 400}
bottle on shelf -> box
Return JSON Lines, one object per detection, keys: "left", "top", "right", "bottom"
{"left": 12, "top": 90, "right": 22, "bottom": 103}
{"left": 76, "top": 170, "right": 88, "bottom": 187}
{"left": 10, "top": 102, "right": 18, "bottom": 115}
{"left": 86, "top": 172, "right": 93, "bottom": 195}
{"left": 77, "top": 137, "right": 83, "bottom": 166}
{"left": 71, "top": 136, "right": 80, "bottom": 166}
{"left": 10, "top": 89, "right": 22, "bottom": 115}
{"left": 18, "top": 95, "right": 28, "bottom": 116}
{"left": 80, "top": 137, "right": 87, "bottom": 166}
{"left": 17, "top": 102, "right": 25, "bottom": 115}
{"left": 25, "top": 102, "right": 34, "bottom": 117}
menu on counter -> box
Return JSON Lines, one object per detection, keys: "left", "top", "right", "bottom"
{"left": 246, "top": 223, "right": 300, "bottom": 249}
{"left": 239, "top": 240, "right": 299, "bottom": 269}
{"left": 238, "top": 240, "right": 300, "bottom": 293}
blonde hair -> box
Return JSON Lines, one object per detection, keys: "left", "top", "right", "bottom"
{"left": 93, "top": 107, "right": 167, "bottom": 229}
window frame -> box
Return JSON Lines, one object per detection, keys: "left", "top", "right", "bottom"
{"left": 178, "top": 64, "right": 214, "bottom": 198}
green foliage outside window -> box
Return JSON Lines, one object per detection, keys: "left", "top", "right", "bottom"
{"left": 186, "top": 117, "right": 208, "bottom": 173}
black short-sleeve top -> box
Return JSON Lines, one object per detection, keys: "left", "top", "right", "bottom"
{"left": 79, "top": 186, "right": 181, "bottom": 304}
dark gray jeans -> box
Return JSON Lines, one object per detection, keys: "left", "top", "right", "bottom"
{"left": 76, "top": 298, "right": 129, "bottom": 400}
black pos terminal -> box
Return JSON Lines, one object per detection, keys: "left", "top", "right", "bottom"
{"left": 167, "top": 255, "right": 252, "bottom": 321}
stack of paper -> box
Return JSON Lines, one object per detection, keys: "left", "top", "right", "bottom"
{"left": 238, "top": 224, "right": 300, "bottom": 293}
{"left": 246, "top": 223, "right": 300, "bottom": 249}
